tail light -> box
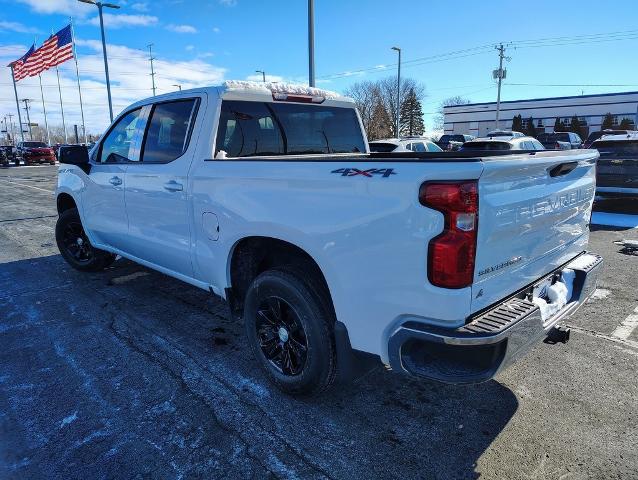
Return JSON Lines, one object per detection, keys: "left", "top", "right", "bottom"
{"left": 272, "top": 92, "right": 325, "bottom": 103}
{"left": 419, "top": 181, "right": 478, "bottom": 288}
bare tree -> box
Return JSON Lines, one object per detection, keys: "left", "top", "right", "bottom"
{"left": 433, "top": 96, "right": 471, "bottom": 131}
{"left": 345, "top": 76, "right": 426, "bottom": 140}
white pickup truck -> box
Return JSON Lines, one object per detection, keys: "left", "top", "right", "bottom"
{"left": 55, "top": 81, "right": 602, "bottom": 396}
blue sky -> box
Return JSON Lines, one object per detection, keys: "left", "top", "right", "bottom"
{"left": 1, "top": 0, "right": 638, "bottom": 134}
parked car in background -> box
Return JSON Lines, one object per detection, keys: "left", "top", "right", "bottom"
{"left": 435, "top": 134, "right": 475, "bottom": 151}
{"left": 592, "top": 133, "right": 638, "bottom": 199}
{"left": 0, "top": 145, "right": 16, "bottom": 166}
{"left": 16, "top": 141, "right": 56, "bottom": 165}
{"left": 461, "top": 135, "right": 545, "bottom": 151}
{"left": 583, "top": 129, "right": 636, "bottom": 148}
{"left": 537, "top": 132, "right": 582, "bottom": 150}
{"left": 0, "top": 148, "right": 7, "bottom": 166}
{"left": 368, "top": 138, "right": 442, "bottom": 153}
{"left": 486, "top": 130, "right": 525, "bottom": 138}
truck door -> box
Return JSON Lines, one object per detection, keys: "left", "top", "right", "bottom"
{"left": 123, "top": 96, "right": 203, "bottom": 277}
{"left": 82, "top": 107, "right": 146, "bottom": 250}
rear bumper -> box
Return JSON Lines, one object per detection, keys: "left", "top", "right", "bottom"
{"left": 388, "top": 252, "right": 602, "bottom": 384}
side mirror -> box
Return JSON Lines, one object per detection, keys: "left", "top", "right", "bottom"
{"left": 59, "top": 145, "right": 90, "bottom": 172}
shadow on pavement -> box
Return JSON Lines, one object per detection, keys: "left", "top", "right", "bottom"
{"left": 0, "top": 254, "right": 518, "bottom": 479}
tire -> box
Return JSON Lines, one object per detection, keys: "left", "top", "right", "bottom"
{"left": 244, "top": 269, "right": 337, "bottom": 396}
{"left": 55, "top": 208, "right": 116, "bottom": 272}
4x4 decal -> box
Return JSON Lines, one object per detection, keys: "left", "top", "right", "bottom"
{"left": 331, "top": 168, "right": 396, "bottom": 178}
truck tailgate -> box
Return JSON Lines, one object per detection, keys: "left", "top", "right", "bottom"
{"left": 471, "top": 150, "right": 598, "bottom": 313}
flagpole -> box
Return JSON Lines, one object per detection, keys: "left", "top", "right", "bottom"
{"left": 55, "top": 65, "right": 68, "bottom": 144}
{"left": 70, "top": 18, "right": 87, "bottom": 144}
{"left": 10, "top": 66, "right": 25, "bottom": 143}
{"left": 38, "top": 74, "right": 51, "bottom": 145}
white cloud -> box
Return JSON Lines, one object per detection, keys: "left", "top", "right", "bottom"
{"left": 0, "top": 38, "right": 227, "bottom": 136}
{"left": 185, "top": 45, "right": 194, "bottom": 51}
{"left": 213, "top": 27, "right": 221, "bottom": 33}
{"left": 167, "top": 24, "right": 197, "bottom": 34}
{"left": 16, "top": 0, "right": 89, "bottom": 16}
{"left": 87, "top": 14, "right": 158, "bottom": 29}
{"left": 131, "top": 2, "right": 149, "bottom": 11}
{"left": 0, "top": 21, "right": 42, "bottom": 34}
{"left": 218, "top": 0, "right": 237, "bottom": 6}
{"left": 245, "top": 73, "right": 284, "bottom": 83}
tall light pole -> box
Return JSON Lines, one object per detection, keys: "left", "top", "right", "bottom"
{"left": 391, "top": 46, "right": 401, "bottom": 138}
{"left": 308, "top": 0, "right": 315, "bottom": 87}
{"left": 78, "top": 0, "right": 120, "bottom": 122}
{"left": 172, "top": 84, "right": 182, "bottom": 91}
{"left": 255, "top": 70, "right": 266, "bottom": 83}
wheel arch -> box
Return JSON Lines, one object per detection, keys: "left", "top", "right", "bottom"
{"left": 227, "top": 236, "right": 336, "bottom": 319}
{"left": 56, "top": 192, "right": 78, "bottom": 214}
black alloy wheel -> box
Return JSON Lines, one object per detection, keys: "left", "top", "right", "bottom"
{"left": 61, "top": 220, "right": 94, "bottom": 265}
{"left": 255, "top": 296, "right": 308, "bottom": 376}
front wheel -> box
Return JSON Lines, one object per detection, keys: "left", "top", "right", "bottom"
{"left": 244, "top": 269, "right": 337, "bottom": 396}
{"left": 55, "top": 208, "right": 115, "bottom": 272}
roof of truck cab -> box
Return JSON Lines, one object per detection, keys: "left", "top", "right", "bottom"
{"left": 124, "top": 81, "right": 355, "bottom": 111}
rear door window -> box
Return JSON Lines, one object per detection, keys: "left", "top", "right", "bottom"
{"left": 215, "top": 100, "right": 366, "bottom": 157}
{"left": 141, "top": 99, "right": 199, "bottom": 163}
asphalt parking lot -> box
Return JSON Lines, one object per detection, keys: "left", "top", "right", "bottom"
{"left": 1, "top": 165, "right": 637, "bottom": 479}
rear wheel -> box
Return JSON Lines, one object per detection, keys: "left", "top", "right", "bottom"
{"left": 244, "top": 269, "right": 337, "bottom": 396}
{"left": 55, "top": 208, "right": 115, "bottom": 272}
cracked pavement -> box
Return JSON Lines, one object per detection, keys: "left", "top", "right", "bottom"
{"left": 1, "top": 166, "right": 637, "bottom": 479}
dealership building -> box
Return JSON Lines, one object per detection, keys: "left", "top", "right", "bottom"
{"left": 443, "top": 91, "right": 638, "bottom": 137}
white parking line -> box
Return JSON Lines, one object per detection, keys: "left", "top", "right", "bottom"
{"left": 0, "top": 179, "right": 54, "bottom": 194}
{"left": 612, "top": 306, "right": 638, "bottom": 341}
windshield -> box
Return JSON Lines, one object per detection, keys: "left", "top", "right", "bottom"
{"left": 594, "top": 140, "right": 638, "bottom": 158}
{"left": 438, "top": 135, "right": 465, "bottom": 143}
{"left": 537, "top": 133, "right": 569, "bottom": 143}
{"left": 23, "top": 142, "right": 47, "bottom": 148}
{"left": 368, "top": 142, "right": 398, "bottom": 153}
{"left": 215, "top": 100, "right": 366, "bottom": 157}
{"left": 462, "top": 141, "right": 511, "bottom": 151}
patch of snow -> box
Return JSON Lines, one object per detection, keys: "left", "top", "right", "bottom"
{"left": 223, "top": 80, "right": 341, "bottom": 100}
{"left": 60, "top": 411, "right": 78, "bottom": 428}
{"left": 533, "top": 269, "right": 574, "bottom": 322}
{"left": 590, "top": 288, "right": 611, "bottom": 300}
{"left": 591, "top": 212, "right": 638, "bottom": 229}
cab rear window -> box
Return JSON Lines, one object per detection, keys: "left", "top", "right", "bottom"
{"left": 215, "top": 100, "right": 366, "bottom": 157}
{"left": 462, "top": 141, "right": 511, "bottom": 151}
{"left": 594, "top": 140, "right": 638, "bottom": 157}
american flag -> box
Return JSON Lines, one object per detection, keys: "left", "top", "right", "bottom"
{"left": 9, "top": 45, "right": 35, "bottom": 81}
{"left": 9, "top": 25, "right": 74, "bottom": 82}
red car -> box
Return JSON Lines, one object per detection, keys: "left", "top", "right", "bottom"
{"left": 16, "top": 141, "right": 56, "bottom": 165}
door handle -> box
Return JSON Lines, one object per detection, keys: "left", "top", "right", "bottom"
{"left": 109, "top": 176, "right": 122, "bottom": 186}
{"left": 163, "top": 180, "right": 183, "bottom": 192}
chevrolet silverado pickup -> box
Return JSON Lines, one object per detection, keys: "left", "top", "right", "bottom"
{"left": 55, "top": 81, "right": 602, "bottom": 395}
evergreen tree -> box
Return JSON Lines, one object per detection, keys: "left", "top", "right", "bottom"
{"left": 554, "top": 118, "right": 565, "bottom": 132}
{"left": 619, "top": 118, "right": 635, "bottom": 129}
{"left": 525, "top": 117, "right": 537, "bottom": 137}
{"left": 601, "top": 113, "right": 614, "bottom": 130}
{"left": 511, "top": 114, "right": 524, "bottom": 133}
{"left": 399, "top": 88, "right": 425, "bottom": 136}
{"left": 569, "top": 115, "right": 586, "bottom": 138}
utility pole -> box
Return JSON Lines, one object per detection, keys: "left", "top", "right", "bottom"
{"left": 391, "top": 46, "right": 401, "bottom": 138}
{"left": 7, "top": 113, "right": 15, "bottom": 145}
{"left": 255, "top": 70, "right": 266, "bottom": 83}
{"left": 308, "top": 0, "right": 315, "bottom": 87}
{"left": 21, "top": 99, "right": 33, "bottom": 140}
{"left": 148, "top": 43, "right": 157, "bottom": 96}
{"left": 494, "top": 44, "right": 507, "bottom": 130}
